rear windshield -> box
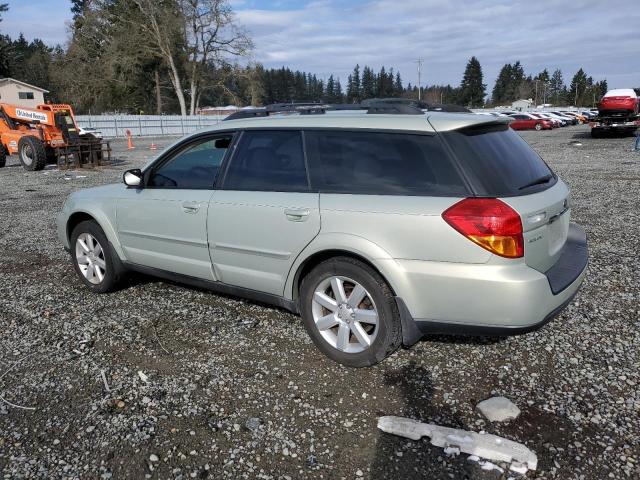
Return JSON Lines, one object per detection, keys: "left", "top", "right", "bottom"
{"left": 305, "top": 130, "right": 468, "bottom": 196}
{"left": 441, "top": 124, "right": 556, "bottom": 196}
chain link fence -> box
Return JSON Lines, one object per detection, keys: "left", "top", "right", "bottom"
{"left": 75, "top": 115, "right": 227, "bottom": 138}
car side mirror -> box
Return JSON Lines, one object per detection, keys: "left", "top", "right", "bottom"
{"left": 123, "top": 168, "right": 143, "bottom": 187}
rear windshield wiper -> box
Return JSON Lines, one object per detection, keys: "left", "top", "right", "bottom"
{"left": 518, "top": 174, "right": 553, "bottom": 190}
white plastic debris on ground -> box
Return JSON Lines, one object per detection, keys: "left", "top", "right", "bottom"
{"left": 468, "top": 455, "right": 504, "bottom": 474}
{"left": 377, "top": 416, "right": 537, "bottom": 473}
{"left": 476, "top": 396, "right": 521, "bottom": 422}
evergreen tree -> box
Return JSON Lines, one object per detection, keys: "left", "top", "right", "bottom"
{"left": 507, "top": 61, "right": 525, "bottom": 101}
{"left": 376, "top": 66, "right": 387, "bottom": 97}
{"left": 334, "top": 78, "right": 344, "bottom": 103}
{"left": 492, "top": 64, "right": 512, "bottom": 105}
{"left": 361, "top": 66, "right": 375, "bottom": 99}
{"left": 394, "top": 71, "right": 403, "bottom": 96}
{"left": 534, "top": 69, "right": 550, "bottom": 105}
{"left": 325, "top": 74, "right": 336, "bottom": 102}
{"left": 346, "top": 64, "right": 361, "bottom": 103}
{"left": 568, "top": 68, "right": 588, "bottom": 106}
{"left": 458, "top": 56, "right": 485, "bottom": 107}
{"left": 549, "top": 69, "right": 564, "bottom": 105}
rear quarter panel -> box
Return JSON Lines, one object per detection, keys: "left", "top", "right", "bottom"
{"left": 317, "top": 194, "right": 492, "bottom": 263}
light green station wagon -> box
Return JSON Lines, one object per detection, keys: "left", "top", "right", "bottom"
{"left": 58, "top": 103, "right": 588, "bottom": 367}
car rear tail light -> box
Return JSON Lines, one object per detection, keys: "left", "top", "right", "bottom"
{"left": 442, "top": 198, "right": 524, "bottom": 258}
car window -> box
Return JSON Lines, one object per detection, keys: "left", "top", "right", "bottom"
{"left": 441, "top": 124, "right": 556, "bottom": 196}
{"left": 223, "top": 130, "right": 308, "bottom": 192}
{"left": 305, "top": 130, "right": 468, "bottom": 196}
{"left": 148, "top": 135, "right": 232, "bottom": 189}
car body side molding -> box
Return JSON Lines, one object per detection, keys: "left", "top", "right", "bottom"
{"left": 122, "top": 261, "right": 299, "bottom": 314}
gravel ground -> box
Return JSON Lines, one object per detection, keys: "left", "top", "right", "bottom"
{"left": 0, "top": 128, "right": 639, "bottom": 480}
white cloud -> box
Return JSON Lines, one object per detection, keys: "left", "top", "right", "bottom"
{"left": 3, "top": 0, "right": 638, "bottom": 90}
{"left": 235, "top": 0, "right": 639, "bottom": 89}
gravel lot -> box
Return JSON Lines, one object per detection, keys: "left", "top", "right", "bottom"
{"left": 1, "top": 128, "right": 639, "bottom": 480}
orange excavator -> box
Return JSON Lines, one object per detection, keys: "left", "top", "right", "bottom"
{"left": 0, "top": 102, "right": 109, "bottom": 171}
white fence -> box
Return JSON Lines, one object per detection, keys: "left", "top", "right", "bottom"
{"left": 75, "top": 115, "right": 227, "bottom": 138}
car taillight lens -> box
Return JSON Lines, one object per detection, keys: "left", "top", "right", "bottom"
{"left": 442, "top": 198, "right": 524, "bottom": 258}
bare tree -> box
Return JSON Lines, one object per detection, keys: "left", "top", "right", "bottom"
{"left": 131, "top": 0, "right": 188, "bottom": 114}
{"left": 132, "top": 0, "right": 251, "bottom": 115}
{"left": 180, "top": 0, "right": 252, "bottom": 113}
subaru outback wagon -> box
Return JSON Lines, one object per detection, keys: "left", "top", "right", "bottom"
{"left": 58, "top": 104, "right": 588, "bottom": 367}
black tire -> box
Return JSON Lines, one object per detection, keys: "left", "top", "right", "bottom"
{"left": 535, "top": 123, "right": 543, "bottom": 131}
{"left": 70, "top": 220, "right": 124, "bottom": 293}
{"left": 0, "top": 144, "right": 6, "bottom": 168}
{"left": 299, "top": 256, "right": 402, "bottom": 367}
{"left": 18, "top": 136, "right": 47, "bottom": 171}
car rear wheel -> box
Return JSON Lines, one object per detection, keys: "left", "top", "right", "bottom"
{"left": 535, "top": 123, "right": 543, "bottom": 131}
{"left": 0, "top": 144, "right": 6, "bottom": 168}
{"left": 299, "top": 256, "right": 402, "bottom": 367}
{"left": 70, "top": 220, "right": 123, "bottom": 293}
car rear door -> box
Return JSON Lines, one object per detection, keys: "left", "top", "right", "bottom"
{"left": 207, "top": 130, "right": 320, "bottom": 296}
{"left": 116, "top": 133, "right": 233, "bottom": 280}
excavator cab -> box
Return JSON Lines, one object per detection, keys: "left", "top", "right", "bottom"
{"left": 54, "top": 110, "right": 80, "bottom": 144}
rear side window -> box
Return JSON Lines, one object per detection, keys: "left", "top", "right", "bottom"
{"left": 441, "top": 124, "right": 556, "bottom": 196}
{"left": 223, "top": 130, "right": 308, "bottom": 192}
{"left": 305, "top": 130, "right": 467, "bottom": 196}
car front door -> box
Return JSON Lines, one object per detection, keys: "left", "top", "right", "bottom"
{"left": 116, "top": 133, "right": 233, "bottom": 280}
{"left": 208, "top": 130, "right": 320, "bottom": 296}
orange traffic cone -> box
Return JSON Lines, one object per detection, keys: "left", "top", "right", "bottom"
{"left": 150, "top": 142, "right": 157, "bottom": 151}
{"left": 126, "top": 129, "right": 135, "bottom": 150}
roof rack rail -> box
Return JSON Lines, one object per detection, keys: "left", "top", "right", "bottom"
{"left": 224, "top": 109, "right": 267, "bottom": 121}
{"left": 222, "top": 99, "right": 471, "bottom": 121}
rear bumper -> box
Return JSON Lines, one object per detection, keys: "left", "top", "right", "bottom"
{"left": 394, "top": 223, "right": 588, "bottom": 345}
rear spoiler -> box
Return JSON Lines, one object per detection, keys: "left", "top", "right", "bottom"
{"left": 427, "top": 115, "right": 512, "bottom": 133}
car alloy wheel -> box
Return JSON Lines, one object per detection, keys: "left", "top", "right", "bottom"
{"left": 75, "top": 232, "right": 107, "bottom": 284}
{"left": 311, "top": 275, "right": 378, "bottom": 353}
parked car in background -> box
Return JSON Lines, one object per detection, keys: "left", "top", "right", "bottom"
{"left": 549, "top": 111, "right": 578, "bottom": 125}
{"left": 78, "top": 126, "right": 104, "bottom": 139}
{"left": 508, "top": 113, "right": 553, "bottom": 130}
{"left": 57, "top": 104, "right": 587, "bottom": 367}
{"left": 578, "top": 111, "right": 594, "bottom": 120}
{"left": 541, "top": 112, "right": 569, "bottom": 126}
{"left": 531, "top": 113, "right": 560, "bottom": 128}
{"left": 560, "top": 111, "right": 587, "bottom": 123}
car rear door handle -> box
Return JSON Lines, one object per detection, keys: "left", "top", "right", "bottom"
{"left": 284, "top": 208, "right": 310, "bottom": 222}
{"left": 182, "top": 201, "right": 201, "bottom": 214}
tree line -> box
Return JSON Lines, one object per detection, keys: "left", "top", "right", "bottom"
{"left": 0, "top": 1, "right": 618, "bottom": 114}
{"left": 491, "top": 62, "right": 608, "bottom": 107}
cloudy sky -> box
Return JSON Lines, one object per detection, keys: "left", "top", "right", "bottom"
{"left": 2, "top": 0, "right": 638, "bottom": 90}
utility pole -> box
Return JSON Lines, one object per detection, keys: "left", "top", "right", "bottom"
{"left": 415, "top": 58, "right": 423, "bottom": 101}
{"left": 534, "top": 80, "right": 538, "bottom": 107}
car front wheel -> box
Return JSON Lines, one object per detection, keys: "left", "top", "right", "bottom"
{"left": 70, "top": 220, "right": 122, "bottom": 293}
{"left": 299, "top": 256, "right": 402, "bottom": 367}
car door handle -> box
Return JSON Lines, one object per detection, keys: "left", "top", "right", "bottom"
{"left": 182, "top": 201, "right": 201, "bottom": 214}
{"left": 284, "top": 208, "right": 310, "bottom": 222}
